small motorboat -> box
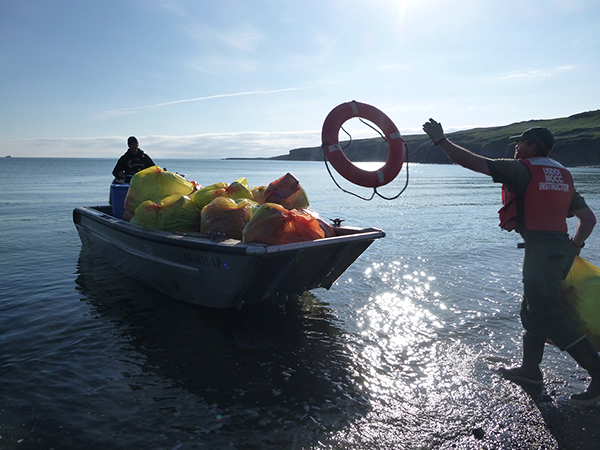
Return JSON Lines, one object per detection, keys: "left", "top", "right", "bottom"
{"left": 73, "top": 204, "right": 384, "bottom": 309}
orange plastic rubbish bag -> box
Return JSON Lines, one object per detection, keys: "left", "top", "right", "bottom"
{"left": 200, "top": 197, "right": 259, "bottom": 240}
{"left": 243, "top": 203, "right": 325, "bottom": 245}
{"left": 130, "top": 194, "right": 200, "bottom": 232}
{"left": 124, "top": 166, "right": 195, "bottom": 221}
{"left": 262, "top": 173, "right": 310, "bottom": 210}
{"left": 561, "top": 256, "right": 600, "bottom": 350}
{"left": 298, "top": 208, "right": 335, "bottom": 238}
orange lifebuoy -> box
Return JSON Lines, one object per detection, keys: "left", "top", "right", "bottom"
{"left": 321, "top": 101, "right": 405, "bottom": 188}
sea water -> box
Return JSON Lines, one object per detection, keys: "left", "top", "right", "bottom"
{"left": 1, "top": 157, "right": 599, "bottom": 449}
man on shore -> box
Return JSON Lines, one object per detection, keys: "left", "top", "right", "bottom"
{"left": 422, "top": 118, "right": 600, "bottom": 405}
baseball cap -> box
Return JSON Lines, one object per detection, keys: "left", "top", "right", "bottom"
{"left": 509, "top": 127, "right": 554, "bottom": 151}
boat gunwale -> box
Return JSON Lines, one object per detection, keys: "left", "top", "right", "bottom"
{"left": 73, "top": 206, "right": 385, "bottom": 256}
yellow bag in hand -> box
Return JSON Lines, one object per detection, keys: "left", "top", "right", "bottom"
{"left": 561, "top": 256, "right": 600, "bottom": 350}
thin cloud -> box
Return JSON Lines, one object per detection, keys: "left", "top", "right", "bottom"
{"left": 92, "top": 87, "right": 312, "bottom": 120}
{"left": 1, "top": 130, "right": 322, "bottom": 159}
{"left": 212, "top": 26, "right": 264, "bottom": 52}
{"left": 498, "top": 65, "right": 576, "bottom": 81}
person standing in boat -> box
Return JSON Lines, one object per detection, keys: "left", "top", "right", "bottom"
{"left": 112, "top": 136, "right": 155, "bottom": 183}
{"left": 422, "top": 119, "right": 600, "bottom": 405}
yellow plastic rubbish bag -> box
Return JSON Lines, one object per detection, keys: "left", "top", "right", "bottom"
{"left": 191, "top": 177, "right": 254, "bottom": 210}
{"left": 561, "top": 256, "right": 600, "bottom": 350}
{"left": 124, "top": 166, "right": 195, "bottom": 221}
{"left": 200, "top": 197, "right": 259, "bottom": 240}
{"left": 251, "top": 185, "right": 267, "bottom": 204}
{"left": 131, "top": 194, "right": 200, "bottom": 232}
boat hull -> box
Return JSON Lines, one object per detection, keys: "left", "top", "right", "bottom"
{"left": 73, "top": 206, "right": 385, "bottom": 309}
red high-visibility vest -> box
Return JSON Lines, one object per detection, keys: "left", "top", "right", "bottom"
{"left": 499, "top": 158, "right": 574, "bottom": 232}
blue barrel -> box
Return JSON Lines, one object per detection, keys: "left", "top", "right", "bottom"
{"left": 110, "top": 184, "right": 129, "bottom": 219}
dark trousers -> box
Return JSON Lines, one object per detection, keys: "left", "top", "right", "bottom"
{"left": 519, "top": 235, "right": 582, "bottom": 350}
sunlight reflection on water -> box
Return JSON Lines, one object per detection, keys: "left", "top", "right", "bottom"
{"left": 351, "top": 261, "right": 453, "bottom": 399}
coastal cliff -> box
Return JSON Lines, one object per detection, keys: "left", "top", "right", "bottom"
{"left": 271, "top": 110, "right": 600, "bottom": 167}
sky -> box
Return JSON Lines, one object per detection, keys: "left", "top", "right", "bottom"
{"left": 1, "top": 0, "right": 599, "bottom": 159}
